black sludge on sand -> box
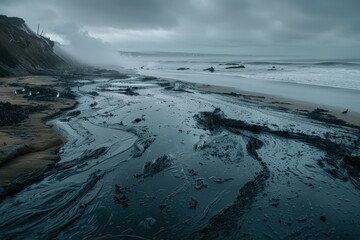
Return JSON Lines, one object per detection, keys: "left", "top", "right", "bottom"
{"left": 134, "top": 154, "right": 174, "bottom": 179}
{"left": 0, "top": 101, "right": 47, "bottom": 126}
{"left": 190, "top": 111, "right": 270, "bottom": 239}
{"left": 307, "top": 108, "right": 346, "bottom": 125}
{"left": 190, "top": 107, "right": 360, "bottom": 238}
{"left": 1, "top": 76, "right": 360, "bottom": 239}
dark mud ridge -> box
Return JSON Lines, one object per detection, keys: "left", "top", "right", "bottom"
{"left": 189, "top": 107, "right": 360, "bottom": 239}
{"left": 190, "top": 110, "right": 270, "bottom": 239}
{"left": 194, "top": 108, "right": 360, "bottom": 189}
{"left": 0, "top": 101, "right": 47, "bottom": 126}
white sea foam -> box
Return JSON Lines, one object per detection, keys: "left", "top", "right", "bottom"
{"left": 117, "top": 51, "right": 360, "bottom": 112}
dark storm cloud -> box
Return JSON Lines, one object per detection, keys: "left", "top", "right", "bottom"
{"left": 0, "top": 0, "right": 181, "bottom": 29}
{"left": 54, "top": 0, "right": 179, "bottom": 29}
{"left": 1, "top": 0, "right": 359, "bottom": 57}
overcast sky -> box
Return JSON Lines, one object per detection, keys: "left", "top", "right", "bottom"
{"left": 1, "top": 0, "right": 360, "bottom": 61}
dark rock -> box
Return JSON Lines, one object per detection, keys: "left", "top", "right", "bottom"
{"left": 132, "top": 118, "right": 143, "bottom": 123}
{"left": 176, "top": 68, "right": 190, "bottom": 70}
{"left": 268, "top": 66, "right": 277, "bottom": 71}
{"left": 225, "top": 65, "right": 245, "bottom": 69}
{"left": 203, "top": 67, "right": 215, "bottom": 72}
{"left": 320, "top": 215, "right": 326, "bottom": 222}
{"left": 90, "top": 102, "right": 97, "bottom": 107}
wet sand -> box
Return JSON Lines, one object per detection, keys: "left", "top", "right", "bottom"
{"left": 138, "top": 68, "right": 360, "bottom": 114}
{"left": 194, "top": 84, "right": 360, "bottom": 127}
{"left": 0, "top": 74, "right": 359, "bottom": 239}
{"left": 0, "top": 75, "right": 76, "bottom": 185}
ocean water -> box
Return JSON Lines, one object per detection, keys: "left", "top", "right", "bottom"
{"left": 118, "top": 51, "right": 360, "bottom": 112}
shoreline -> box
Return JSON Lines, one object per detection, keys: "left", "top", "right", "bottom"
{"left": 0, "top": 75, "right": 76, "bottom": 186}
{"left": 1, "top": 72, "right": 358, "bottom": 187}
{"left": 192, "top": 84, "right": 360, "bottom": 127}
{"left": 138, "top": 69, "right": 360, "bottom": 114}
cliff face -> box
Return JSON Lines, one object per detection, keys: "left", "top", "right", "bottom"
{"left": 0, "top": 15, "right": 67, "bottom": 77}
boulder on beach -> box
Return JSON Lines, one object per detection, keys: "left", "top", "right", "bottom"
{"left": 225, "top": 64, "right": 245, "bottom": 69}
{"left": 203, "top": 67, "right": 215, "bottom": 72}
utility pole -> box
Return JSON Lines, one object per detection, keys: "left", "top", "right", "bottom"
{"left": 37, "top": 24, "right": 39, "bottom": 35}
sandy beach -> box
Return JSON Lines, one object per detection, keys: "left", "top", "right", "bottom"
{"left": 194, "top": 84, "right": 360, "bottom": 127}
{"left": 0, "top": 75, "right": 76, "bottom": 185}
{"left": 0, "top": 73, "right": 359, "bottom": 239}
{"left": 1, "top": 1, "right": 360, "bottom": 238}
